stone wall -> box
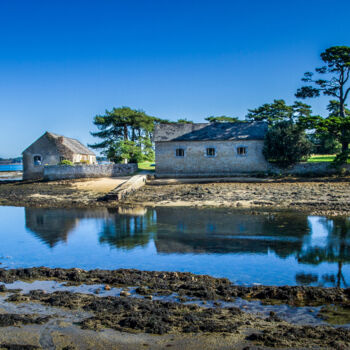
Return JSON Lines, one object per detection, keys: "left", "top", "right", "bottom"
{"left": 43, "top": 164, "right": 138, "bottom": 181}
{"left": 155, "top": 140, "right": 269, "bottom": 177}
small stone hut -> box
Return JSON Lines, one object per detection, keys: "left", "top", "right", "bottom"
{"left": 154, "top": 121, "right": 268, "bottom": 177}
{"left": 22, "top": 132, "right": 97, "bottom": 180}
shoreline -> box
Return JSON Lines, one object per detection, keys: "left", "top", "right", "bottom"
{"left": 0, "top": 179, "right": 349, "bottom": 348}
{"left": 0, "top": 267, "right": 348, "bottom": 349}
{"left": 0, "top": 177, "right": 350, "bottom": 216}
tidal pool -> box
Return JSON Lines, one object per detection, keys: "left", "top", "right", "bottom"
{"left": 0, "top": 206, "right": 349, "bottom": 287}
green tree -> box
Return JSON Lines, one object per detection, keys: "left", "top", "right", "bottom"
{"left": 177, "top": 118, "right": 193, "bottom": 123}
{"left": 296, "top": 46, "right": 350, "bottom": 155}
{"left": 246, "top": 99, "right": 314, "bottom": 125}
{"left": 205, "top": 115, "right": 241, "bottom": 123}
{"left": 297, "top": 100, "right": 350, "bottom": 163}
{"left": 263, "top": 121, "right": 312, "bottom": 167}
{"left": 89, "top": 106, "right": 162, "bottom": 163}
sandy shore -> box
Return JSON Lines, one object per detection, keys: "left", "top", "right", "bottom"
{"left": 0, "top": 176, "right": 350, "bottom": 215}
{"left": 0, "top": 177, "right": 130, "bottom": 208}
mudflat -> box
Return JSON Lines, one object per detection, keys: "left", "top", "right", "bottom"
{"left": 0, "top": 177, "right": 350, "bottom": 215}
{"left": 0, "top": 267, "right": 348, "bottom": 349}
{"left": 121, "top": 177, "right": 350, "bottom": 216}
{"left": 0, "top": 178, "right": 128, "bottom": 208}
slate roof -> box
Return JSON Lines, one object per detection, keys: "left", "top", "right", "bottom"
{"left": 154, "top": 121, "right": 268, "bottom": 142}
{"left": 47, "top": 132, "right": 96, "bottom": 155}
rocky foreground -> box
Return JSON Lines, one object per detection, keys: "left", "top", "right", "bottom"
{"left": 0, "top": 268, "right": 348, "bottom": 349}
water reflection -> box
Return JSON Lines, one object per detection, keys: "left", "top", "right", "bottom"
{"left": 98, "top": 208, "right": 156, "bottom": 250}
{"left": 22, "top": 206, "right": 350, "bottom": 287}
{"left": 298, "top": 217, "right": 350, "bottom": 287}
{"left": 154, "top": 208, "right": 309, "bottom": 258}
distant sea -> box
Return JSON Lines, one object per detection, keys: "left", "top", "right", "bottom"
{"left": 0, "top": 164, "right": 23, "bottom": 172}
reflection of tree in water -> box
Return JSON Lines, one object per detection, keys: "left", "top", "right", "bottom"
{"left": 297, "top": 217, "right": 350, "bottom": 287}
{"left": 98, "top": 208, "right": 157, "bottom": 250}
{"left": 261, "top": 212, "right": 310, "bottom": 258}
{"left": 295, "top": 272, "right": 318, "bottom": 285}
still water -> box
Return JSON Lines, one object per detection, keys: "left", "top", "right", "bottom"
{"left": 0, "top": 206, "right": 349, "bottom": 287}
{"left": 0, "top": 164, "right": 22, "bottom": 172}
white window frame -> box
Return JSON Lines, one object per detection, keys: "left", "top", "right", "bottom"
{"left": 205, "top": 146, "right": 216, "bottom": 158}
{"left": 33, "top": 154, "right": 42, "bottom": 166}
{"left": 175, "top": 148, "right": 185, "bottom": 158}
{"left": 236, "top": 146, "right": 248, "bottom": 157}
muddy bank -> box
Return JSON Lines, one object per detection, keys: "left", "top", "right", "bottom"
{"left": 124, "top": 179, "right": 350, "bottom": 216}
{"left": 0, "top": 267, "right": 349, "bottom": 307}
{"left": 1, "top": 177, "right": 350, "bottom": 215}
{"left": 0, "top": 178, "right": 124, "bottom": 208}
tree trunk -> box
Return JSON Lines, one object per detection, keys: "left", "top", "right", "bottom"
{"left": 337, "top": 261, "right": 343, "bottom": 288}
{"left": 123, "top": 124, "right": 128, "bottom": 141}
{"left": 342, "top": 141, "right": 349, "bottom": 153}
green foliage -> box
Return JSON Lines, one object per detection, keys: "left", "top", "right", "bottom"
{"left": 332, "top": 150, "right": 350, "bottom": 168}
{"left": 205, "top": 115, "right": 241, "bottom": 123}
{"left": 59, "top": 160, "right": 74, "bottom": 166}
{"left": 138, "top": 161, "right": 155, "bottom": 171}
{"left": 298, "top": 100, "right": 350, "bottom": 163}
{"left": 89, "top": 106, "right": 164, "bottom": 163}
{"left": 263, "top": 121, "right": 313, "bottom": 167}
{"left": 296, "top": 46, "right": 350, "bottom": 158}
{"left": 79, "top": 160, "right": 90, "bottom": 165}
{"left": 177, "top": 118, "right": 193, "bottom": 123}
{"left": 308, "top": 133, "right": 341, "bottom": 155}
{"left": 307, "top": 155, "right": 336, "bottom": 163}
{"left": 246, "top": 99, "right": 314, "bottom": 125}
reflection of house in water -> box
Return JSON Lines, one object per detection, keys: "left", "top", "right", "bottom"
{"left": 154, "top": 207, "right": 310, "bottom": 258}
{"left": 25, "top": 208, "right": 111, "bottom": 248}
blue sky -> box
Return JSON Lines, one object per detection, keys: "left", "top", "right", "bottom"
{"left": 0, "top": 0, "right": 349, "bottom": 157}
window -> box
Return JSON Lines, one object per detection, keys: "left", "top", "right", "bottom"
{"left": 175, "top": 148, "right": 185, "bottom": 157}
{"left": 33, "top": 155, "right": 42, "bottom": 166}
{"left": 206, "top": 147, "right": 216, "bottom": 157}
{"left": 237, "top": 147, "right": 247, "bottom": 156}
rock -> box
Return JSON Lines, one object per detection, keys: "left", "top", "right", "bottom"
{"left": 120, "top": 290, "right": 131, "bottom": 297}
{"left": 104, "top": 285, "right": 111, "bottom": 291}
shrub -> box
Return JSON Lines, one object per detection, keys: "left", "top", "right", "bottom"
{"left": 59, "top": 160, "right": 74, "bottom": 166}
{"left": 263, "top": 121, "right": 312, "bottom": 168}
{"left": 79, "top": 160, "right": 90, "bottom": 165}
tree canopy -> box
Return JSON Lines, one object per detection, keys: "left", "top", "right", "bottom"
{"left": 263, "top": 121, "right": 312, "bottom": 167}
{"left": 89, "top": 106, "right": 165, "bottom": 163}
{"left": 246, "top": 99, "right": 314, "bottom": 125}
{"left": 205, "top": 115, "right": 241, "bottom": 123}
{"left": 296, "top": 46, "right": 350, "bottom": 157}
{"left": 176, "top": 118, "right": 193, "bottom": 123}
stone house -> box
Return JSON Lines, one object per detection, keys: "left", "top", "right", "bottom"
{"left": 22, "top": 132, "right": 97, "bottom": 180}
{"left": 154, "top": 121, "right": 268, "bottom": 177}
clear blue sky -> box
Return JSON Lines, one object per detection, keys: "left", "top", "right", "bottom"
{"left": 1, "top": 0, "right": 349, "bottom": 157}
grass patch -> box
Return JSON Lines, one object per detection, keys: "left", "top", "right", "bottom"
{"left": 138, "top": 161, "right": 155, "bottom": 171}
{"left": 307, "top": 155, "right": 336, "bottom": 162}
{"left": 307, "top": 154, "right": 350, "bottom": 163}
